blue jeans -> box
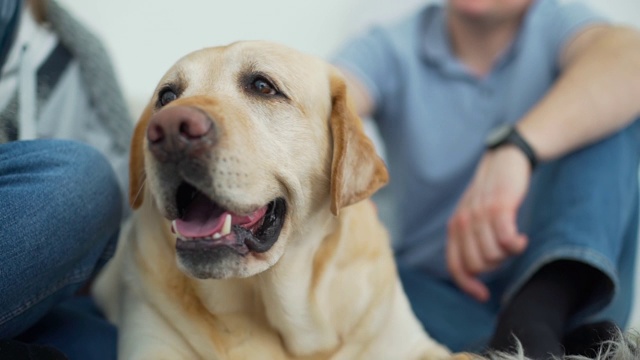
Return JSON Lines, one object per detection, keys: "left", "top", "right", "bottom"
{"left": 400, "top": 121, "right": 640, "bottom": 352}
{"left": 0, "top": 140, "right": 120, "bottom": 359}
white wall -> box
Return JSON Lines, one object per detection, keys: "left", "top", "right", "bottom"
{"left": 56, "top": 0, "right": 400, "bottom": 111}
{"left": 57, "top": 0, "right": 639, "bottom": 112}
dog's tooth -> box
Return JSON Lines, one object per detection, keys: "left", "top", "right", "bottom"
{"left": 221, "top": 214, "right": 232, "bottom": 236}
{"left": 172, "top": 220, "right": 186, "bottom": 238}
{"left": 213, "top": 233, "right": 222, "bottom": 239}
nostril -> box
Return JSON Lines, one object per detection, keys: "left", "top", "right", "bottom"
{"left": 147, "top": 123, "right": 165, "bottom": 143}
{"left": 179, "top": 117, "right": 212, "bottom": 139}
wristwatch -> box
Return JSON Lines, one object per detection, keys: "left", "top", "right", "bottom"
{"left": 485, "top": 124, "right": 538, "bottom": 170}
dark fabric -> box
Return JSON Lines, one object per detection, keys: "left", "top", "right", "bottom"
{"left": 0, "top": 0, "right": 21, "bottom": 76}
{"left": 36, "top": 42, "right": 73, "bottom": 103}
{"left": 0, "top": 339, "right": 67, "bottom": 360}
{"left": 15, "top": 296, "right": 116, "bottom": 360}
{"left": 488, "top": 260, "right": 612, "bottom": 359}
{"left": 563, "top": 321, "right": 620, "bottom": 358}
{"left": 0, "top": 42, "right": 74, "bottom": 143}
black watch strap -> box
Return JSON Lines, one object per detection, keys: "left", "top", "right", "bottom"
{"left": 488, "top": 127, "right": 538, "bottom": 170}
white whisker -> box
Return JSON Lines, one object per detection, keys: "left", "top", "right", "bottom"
{"left": 132, "top": 174, "right": 147, "bottom": 206}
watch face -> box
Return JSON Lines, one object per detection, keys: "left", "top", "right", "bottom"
{"left": 485, "top": 124, "right": 512, "bottom": 147}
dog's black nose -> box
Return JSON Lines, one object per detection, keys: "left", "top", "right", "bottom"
{"left": 147, "top": 106, "right": 215, "bottom": 162}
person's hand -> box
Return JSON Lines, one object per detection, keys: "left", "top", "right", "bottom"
{"left": 447, "top": 145, "right": 532, "bottom": 302}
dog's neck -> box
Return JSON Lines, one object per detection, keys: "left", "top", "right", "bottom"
{"left": 224, "top": 206, "right": 343, "bottom": 356}
{"left": 256, "top": 209, "right": 342, "bottom": 356}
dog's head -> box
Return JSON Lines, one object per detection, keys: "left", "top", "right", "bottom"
{"left": 130, "top": 41, "right": 388, "bottom": 279}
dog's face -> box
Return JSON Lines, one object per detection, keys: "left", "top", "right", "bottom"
{"left": 130, "top": 41, "right": 387, "bottom": 280}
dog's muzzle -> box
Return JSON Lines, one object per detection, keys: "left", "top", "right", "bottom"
{"left": 143, "top": 105, "right": 288, "bottom": 267}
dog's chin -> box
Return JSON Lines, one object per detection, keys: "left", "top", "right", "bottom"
{"left": 174, "top": 227, "right": 287, "bottom": 279}
{"left": 176, "top": 245, "right": 283, "bottom": 279}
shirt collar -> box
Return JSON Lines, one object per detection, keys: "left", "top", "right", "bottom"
{"left": 420, "top": 4, "right": 455, "bottom": 68}
{"left": 419, "top": 1, "right": 540, "bottom": 78}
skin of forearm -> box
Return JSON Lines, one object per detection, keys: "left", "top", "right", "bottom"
{"left": 517, "top": 26, "right": 640, "bottom": 162}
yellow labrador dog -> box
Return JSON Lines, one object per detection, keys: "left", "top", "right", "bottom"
{"left": 94, "top": 41, "right": 464, "bottom": 360}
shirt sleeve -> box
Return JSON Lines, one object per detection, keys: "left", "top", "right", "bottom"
{"left": 537, "top": 0, "right": 609, "bottom": 67}
{"left": 331, "top": 27, "right": 401, "bottom": 115}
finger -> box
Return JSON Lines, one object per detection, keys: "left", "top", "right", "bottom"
{"left": 449, "top": 215, "right": 492, "bottom": 301}
{"left": 447, "top": 231, "right": 490, "bottom": 302}
{"left": 462, "top": 275, "right": 490, "bottom": 303}
{"left": 491, "top": 209, "right": 526, "bottom": 255}
{"left": 460, "top": 212, "right": 487, "bottom": 275}
{"left": 447, "top": 218, "right": 463, "bottom": 279}
{"left": 472, "top": 216, "right": 507, "bottom": 271}
{"left": 510, "top": 234, "right": 529, "bottom": 254}
{"left": 447, "top": 218, "right": 469, "bottom": 284}
{"left": 491, "top": 206, "right": 517, "bottom": 240}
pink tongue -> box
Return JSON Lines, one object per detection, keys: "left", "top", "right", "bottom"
{"left": 174, "top": 194, "right": 225, "bottom": 238}
{"left": 174, "top": 193, "right": 268, "bottom": 238}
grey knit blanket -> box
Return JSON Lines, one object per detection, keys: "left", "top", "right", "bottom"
{"left": 0, "top": 0, "right": 132, "bottom": 150}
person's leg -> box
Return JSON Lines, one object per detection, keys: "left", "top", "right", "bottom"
{"left": 488, "top": 121, "right": 640, "bottom": 357}
{"left": 0, "top": 140, "right": 121, "bottom": 340}
{"left": 16, "top": 296, "right": 117, "bottom": 360}
{"left": 489, "top": 261, "right": 609, "bottom": 359}
{"left": 398, "top": 266, "right": 500, "bottom": 353}
{"left": 561, "top": 196, "right": 638, "bottom": 358}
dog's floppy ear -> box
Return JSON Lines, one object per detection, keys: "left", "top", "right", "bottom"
{"left": 329, "top": 69, "right": 388, "bottom": 216}
{"left": 129, "top": 105, "right": 153, "bottom": 209}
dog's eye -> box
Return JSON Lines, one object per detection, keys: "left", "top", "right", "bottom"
{"left": 250, "top": 77, "right": 277, "bottom": 96}
{"left": 159, "top": 88, "right": 178, "bottom": 106}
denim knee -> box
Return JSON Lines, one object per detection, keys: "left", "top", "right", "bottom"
{"left": 51, "top": 140, "right": 123, "bottom": 227}
{"left": 0, "top": 139, "right": 122, "bottom": 338}
{"left": 504, "top": 123, "right": 640, "bottom": 326}
{"left": 1, "top": 139, "right": 123, "bottom": 222}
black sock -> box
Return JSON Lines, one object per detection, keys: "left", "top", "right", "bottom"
{"left": 488, "top": 260, "right": 611, "bottom": 359}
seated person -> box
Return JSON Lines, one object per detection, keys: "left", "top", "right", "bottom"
{"left": 333, "top": 0, "right": 640, "bottom": 358}
{"left": 0, "top": 0, "right": 133, "bottom": 358}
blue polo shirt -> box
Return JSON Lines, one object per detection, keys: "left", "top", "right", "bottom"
{"left": 333, "top": 0, "right": 606, "bottom": 279}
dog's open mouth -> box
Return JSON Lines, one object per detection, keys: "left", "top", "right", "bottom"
{"left": 171, "top": 182, "right": 286, "bottom": 255}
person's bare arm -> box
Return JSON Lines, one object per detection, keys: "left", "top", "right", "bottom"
{"left": 448, "top": 25, "right": 640, "bottom": 301}
{"left": 519, "top": 25, "right": 640, "bottom": 161}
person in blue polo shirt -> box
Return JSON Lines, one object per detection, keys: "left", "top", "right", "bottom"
{"left": 333, "top": 0, "right": 640, "bottom": 358}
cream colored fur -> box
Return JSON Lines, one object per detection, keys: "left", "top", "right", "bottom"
{"left": 93, "top": 41, "right": 455, "bottom": 360}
